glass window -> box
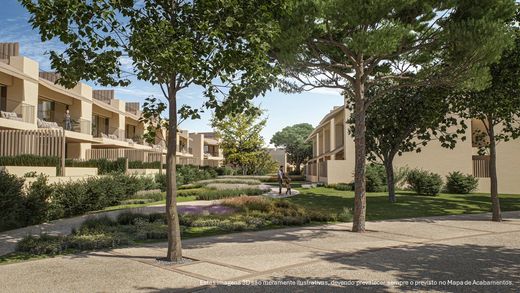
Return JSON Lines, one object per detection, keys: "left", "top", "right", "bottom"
{"left": 38, "top": 99, "right": 55, "bottom": 121}
{"left": 0, "top": 85, "right": 6, "bottom": 112}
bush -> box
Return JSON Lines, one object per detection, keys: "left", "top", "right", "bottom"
{"left": 25, "top": 175, "right": 53, "bottom": 225}
{"left": 446, "top": 171, "right": 478, "bottom": 194}
{"left": 128, "top": 161, "right": 162, "bottom": 169}
{"left": 406, "top": 169, "right": 443, "bottom": 196}
{"left": 65, "top": 158, "right": 126, "bottom": 174}
{"left": 16, "top": 234, "right": 64, "bottom": 255}
{"left": 215, "top": 166, "right": 236, "bottom": 176}
{"left": 16, "top": 232, "right": 129, "bottom": 255}
{"left": 366, "top": 163, "right": 387, "bottom": 192}
{"left": 0, "top": 155, "right": 59, "bottom": 167}
{"left": 155, "top": 166, "right": 219, "bottom": 191}
{"left": 0, "top": 171, "right": 26, "bottom": 231}
{"left": 333, "top": 183, "right": 353, "bottom": 191}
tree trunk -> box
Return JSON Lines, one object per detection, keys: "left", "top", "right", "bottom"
{"left": 352, "top": 71, "right": 366, "bottom": 232}
{"left": 384, "top": 155, "right": 396, "bottom": 203}
{"left": 487, "top": 120, "right": 501, "bottom": 222}
{"left": 166, "top": 81, "right": 182, "bottom": 261}
{"left": 295, "top": 158, "right": 301, "bottom": 174}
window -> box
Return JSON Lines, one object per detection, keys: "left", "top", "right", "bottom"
{"left": 126, "top": 124, "right": 136, "bottom": 139}
{"left": 0, "top": 85, "right": 6, "bottom": 112}
{"left": 92, "top": 115, "right": 109, "bottom": 136}
{"left": 38, "top": 99, "right": 55, "bottom": 121}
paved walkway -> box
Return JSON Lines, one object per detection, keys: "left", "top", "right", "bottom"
{"left": 262, "top": 186, "right": 300, "bottom": 198}
{"left": 1, "top": 211, "right": 519, "bottom": 292}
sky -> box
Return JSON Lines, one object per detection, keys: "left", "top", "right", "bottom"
{"left": 0, "top": 0, "right": 344, "bottom": 145}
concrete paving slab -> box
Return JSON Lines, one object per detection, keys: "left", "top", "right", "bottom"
{"left": 184, "top": 240, "right": 323, "bottom": 272}
{"left": 0, "top": 252, "right": 202, "bottom": 293}
{"left": 176, "top": 262, "right": 250, "bottom": 280}
{"left": 366, "top": 220, "right": 486, "bottom": 240}
{"left": 425, "top": 219, "right": 520, "bottom": 233}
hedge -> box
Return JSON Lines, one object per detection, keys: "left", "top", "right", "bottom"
{"left": 0, "top": 172, "right": 159, "bottom": 232}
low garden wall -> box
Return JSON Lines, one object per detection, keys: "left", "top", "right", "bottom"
{"left": 127, "top": 168, "right": 162, "bottom": 175}
{"left": 63, "top": 167, "right": 98, "bottom": 176}
{"left": 0, "top": 166, "right": 57, "bottom": 177}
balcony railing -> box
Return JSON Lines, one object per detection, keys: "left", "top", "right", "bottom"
{"left": 0, "top": 99, "right": 35, "bottom": 124}
{"left": 93, "top": 127, "right": 125, "bottom": 140}
{"left": 473, "top": 155, "right": 490, "bottom": 178}
{"left": 60, "top": 118, "right": 91, "bottom": 135}
{"left": 204, "top": 151, "right": 220, "bottom": 158}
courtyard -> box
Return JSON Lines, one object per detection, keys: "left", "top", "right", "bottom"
{"left": 1, "top": 211, "right": 519, "bottom": 292}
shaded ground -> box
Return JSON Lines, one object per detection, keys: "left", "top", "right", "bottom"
{"left": 1, "top": 211, "right": 519, "bottom": 292}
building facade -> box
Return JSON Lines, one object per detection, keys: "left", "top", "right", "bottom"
{"left": 305, "top": 104, "right": 520, "bottom": 194}
{"left": 267, "top": 148, "right": 289, "bottom": 173}
{"left": 189, "top": 132, "right": 224, "bottom": 167}
{"left": 0, "top": 42, "right": 220, "bottom": 168}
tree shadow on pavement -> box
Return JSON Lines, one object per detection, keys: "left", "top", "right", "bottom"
{"left": 315, "top": 243, "right": 520, "bottom": 292}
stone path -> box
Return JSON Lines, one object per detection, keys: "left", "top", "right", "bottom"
{"left": 262, "top": 186, "right": 300, "bottom": 198}
{"left": 1, "top": 211, "right": 519, "bottom": 292}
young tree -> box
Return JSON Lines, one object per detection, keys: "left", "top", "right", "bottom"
{"left": 455, "top": 11, "right": 520, "bottom": 222}
{"left": 358, "top": 86, "right": 466, "bottom": 202}
{"left": 21, "top": 0, "right": 279, "bottom": 261}
{"left": 270, "top": 123, "right": 313, "bottom": 174}
{"left": 271, "top": 0, "right": 515, "bottom": 231}
{"left": 212, "top": 110, "right": 277, "bottom": 175}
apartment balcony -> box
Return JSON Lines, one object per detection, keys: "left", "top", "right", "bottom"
{"left": 0, "top": 99, "right": 35, "bottom": 129}
{"left": 473, "top": 155, "right": 490, "bottom": 178}
{"left": 177, "top": 146, "right": 193, "bottom": 157}
{"left": 92, "top": 127, "right": 132, "bottom": 148}
{"left": 204, "top": 151, "right": 222, "bottom": 159}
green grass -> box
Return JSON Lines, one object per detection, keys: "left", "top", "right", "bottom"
{"left": 289, "top": 187, "right": 520, "bottom": 221}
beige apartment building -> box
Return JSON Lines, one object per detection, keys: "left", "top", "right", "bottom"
{"left": 306, "top": 104, "right": 520, "bottom": 194}
{"left": 0, "top": 42, "right": 216, "bottom": 169}
{"left": 267, "top": 148, "right": 289, "bottom": 173}
{"left": 189, "top": 132, "right": 224, "bottom": 167}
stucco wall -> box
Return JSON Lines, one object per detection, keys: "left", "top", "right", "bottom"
{"left": 0, "top": 166, "right": 56, "bottom": 177}
{"left": 63, "top": 167, "right": 98, "bottom": 176}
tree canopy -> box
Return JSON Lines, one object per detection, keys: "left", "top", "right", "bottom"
{"left": 358, "top": 84, "right": 466, "bottom": 202}
{"left": 270, "top": 0, "right": 516, "bottom": 232}
{"left": 270, "top": 123, "right": 314, "bottom": 174}
{"left": 212, "top": 110, "right": 277, "bottom": 175}
{"left": 453, "top": 8, "right": 520, "bottom": 221}
{"left": 21, "top": 0, "right": 281, "bottom": 261}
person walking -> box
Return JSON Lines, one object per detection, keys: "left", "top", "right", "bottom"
{"left": 284, "top": 176, "right": 292, "bottom": 196}
{"left": 277, "top": 165, "right": 285, "bottom": 195}
{"left": 64, "top": 109, "right": 72, "bottom": 131}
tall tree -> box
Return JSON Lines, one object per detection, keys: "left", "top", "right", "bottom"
{"left": 271, "top": 0, "right": 515, "bottom": 232}
{"left": 455, "top": 10, "right": 520, "bottom": 222}
{"left": 270, "top": 123, "right": 313, "bottom": 174}
{"left": 358, "top": 85, "right": 466, "bottom": 202}
{"left": 21, "top": 0, "right": 279, "bottom": 261}
{"left": 212, "top": 110, "right": 277, "bottom": 175}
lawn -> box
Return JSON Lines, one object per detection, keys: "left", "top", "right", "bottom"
{"left": 289, "top": 187, "right": 520, "bottom": 221}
